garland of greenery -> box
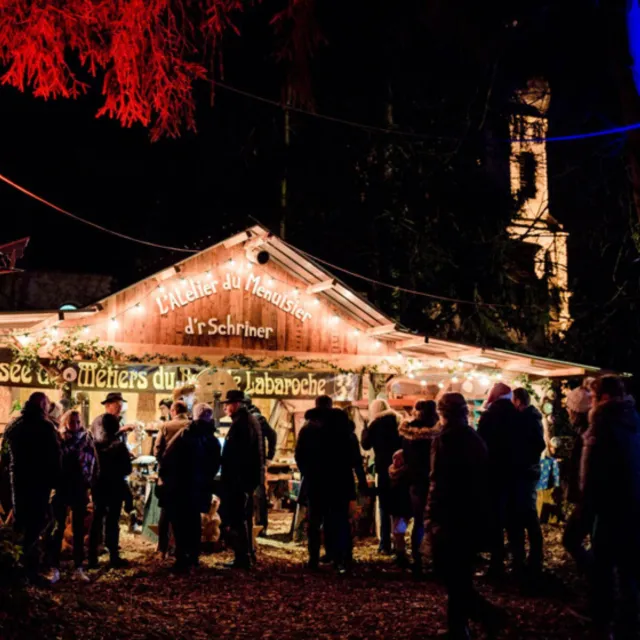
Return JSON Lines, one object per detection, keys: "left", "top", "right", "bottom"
{"left": 4, "top": 329, "right": 400, "bottom": 389}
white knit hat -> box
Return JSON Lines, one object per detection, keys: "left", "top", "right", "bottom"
{"left": 566, "top": 387, "right": 591, "bottom": 414}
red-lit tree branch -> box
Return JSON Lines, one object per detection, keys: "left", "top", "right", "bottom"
{"left": 0, "top": 0, "right": 318, "bottom": 140}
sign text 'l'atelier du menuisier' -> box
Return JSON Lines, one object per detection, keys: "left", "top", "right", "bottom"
{"left": 154, "top": 271, "right": 313, "bottom": 339}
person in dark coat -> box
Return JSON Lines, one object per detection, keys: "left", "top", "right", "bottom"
{"left": 478, "top": 382, "right": 518, "bottom": 577}
{"left": 88, "top": 413, "right": 132, "bottom": 569}
{"left": 295, "top": 395, "right": 366, "bottom": 574}
{"left": 580, "top": 376, "right": 640, "bottom": 636}
{"left": 511, "top": 388, "right": 546, "bottom": 576}
{"left": 0, "top": 392, "right": 61, "bottom": 581}
{"left": 562, "top": 383, "right": 594, "bottom": 573}
{"left": 160, "top": 403, "right": 221, "bottom": 573}
{"left": 399, "top": 399, "right": 440, "bottom": 576}
{"left": 154, "top": 400, "right": 194, "bottom": 559}
{"left": 244, "top": 394, "right": 277, "bottom": 535}
{"left": 361, "top": 398, "right": 402, "bottom": 554}
{"left": 220, "top": 390, "right": 262, "bottom": 569}
{"left": 90, "top": 392, "right": 136, "bottom": 530}
{"left": 426, "top": 393, "right": 499, "bottom": 639}
{"left": 47, "top": 410, "right": 97, "bottom": 584}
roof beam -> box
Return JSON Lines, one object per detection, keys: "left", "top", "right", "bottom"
{"left": 396, "top": 337, "right": 428, "bottom": 350}
{"left": 306, "top": 279, "right": 336, "bottom": 295}
{"left": 365, "top": 323, "right": 397, "bottom": 337}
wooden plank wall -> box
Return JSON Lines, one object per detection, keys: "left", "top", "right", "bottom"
{"left": 64, "top": 242, "right": 393, "bottom": 359}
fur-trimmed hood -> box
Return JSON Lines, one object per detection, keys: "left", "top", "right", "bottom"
{"left": 399, "top": 418, "right": 441, "bottom": 442}
{"left": 370, "top": 409, "right": 401, "bottom": 423}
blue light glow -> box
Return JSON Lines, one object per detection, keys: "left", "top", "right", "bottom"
{"left": 628, "top": 0, "right": 640, "bottom": 95}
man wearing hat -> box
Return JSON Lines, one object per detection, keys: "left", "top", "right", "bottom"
{"left": 90, "top": 393, "right": 137, "bottom": 536}
{"left": 219, "top": 390, "right": 262, "bottom": 569}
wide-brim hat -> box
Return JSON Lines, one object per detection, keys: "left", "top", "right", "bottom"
{"left": 101, "top": 392, "right": 125, "bottom": 405}
{"left": 222, "top": 389, "right": 245, "bottom": 404}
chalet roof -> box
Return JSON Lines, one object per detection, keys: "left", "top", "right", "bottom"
{"left": 0, "top": 226, "right": 606, "bottom": 378}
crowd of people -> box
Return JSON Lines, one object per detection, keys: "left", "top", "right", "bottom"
{"left": 0, "top": 374, "right": 639, "bottom": 638}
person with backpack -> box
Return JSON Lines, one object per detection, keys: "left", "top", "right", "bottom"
{"left": 160, "top": 403, "right": 221, "bottom": 573}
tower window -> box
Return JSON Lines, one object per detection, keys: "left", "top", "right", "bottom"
{"left": 518, "top": 152, "right": 537, "bottom": 199}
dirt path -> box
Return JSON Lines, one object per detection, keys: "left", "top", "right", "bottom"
{"left": 0, "top": 527, "right": 591, "bottom": 639}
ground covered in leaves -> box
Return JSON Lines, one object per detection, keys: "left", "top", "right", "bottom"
{"left": 0, "top": 523, "right": 592, "bottom": 639}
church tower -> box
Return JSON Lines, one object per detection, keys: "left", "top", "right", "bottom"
{"left": 508, "top": 79, "right": 571, "bottom": 334}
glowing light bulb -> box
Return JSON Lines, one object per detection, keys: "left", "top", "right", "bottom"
{"left": 110, "top": 318, "right": 119, "bottom": 328}
{"left": 408, "top": 372, "right": 416, "bottom": 379}
{"left": 420, "top": 380, "right": 427, "bottom": 387}
{"left": 180, "top": 277, "right": 188, "bottom": 286}
{"left": 292, "top": 288, "right": 300, "bottom": 298}
{"left": 352, "top": 329, "right": 360, "bottom": 336}
{"left": 373, "top": 340, "right": 381, "bottom": 349}
{"left": 157, "top": 285, "right": 165, "bottom": 293}
{"left": 496, "top": 372, "right": 503, "bottom": 380}
{"left": 17, "top": 334, "right": 30, "bottom": 346}
{"left": 452, "top": 376, "right": 459, "bottom": 383}
{"left": 50, "top": 327, "right": 59, "bottom": 338}
{"left": 330, "top": 315, "right": 339, "bottom": 325}
{"left": 267, "top": 278, "right": 274, "bottom": 287}
{"left": 228, "top": 259, "right": 236, "bottom": 269}
{"left": 83, "top": 326, "right": 90, "bottom": 335}
{"left": 438, "top": 382, "right": 445, "bottom": 389}
{"left": 205, "top": 270, "right": 212, "bottom": 278}
{"left": 480, "top": 376, "right": 490, "bottom": 386}
{"left": 438, "top": 359, "right": 445, "bottom": 368}
{"left": 313, "top": 298, "right": 320, "bottom": 306}
{"left": 135, "top": 303, "right": 144, "bottom": 314}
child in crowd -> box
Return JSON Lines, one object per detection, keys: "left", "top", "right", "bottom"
{"left": 537, "top": 437, "right": 564, "bottom": 524}
{"left": 388, "top": 449, "right": 412, "bottom": 568}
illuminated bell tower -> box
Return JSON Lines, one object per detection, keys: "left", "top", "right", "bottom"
{"left": 508, "top": 78, "right": 571, "bottom": 334}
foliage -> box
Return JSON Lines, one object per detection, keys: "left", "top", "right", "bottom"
{"left": 0, "top": 0, "right": 319, "bottom": 140}
{"left": 0, "top": 524, "right": 22, "bottom": 587}
{"left": 8, "top": 328, "right": 124, "bottom": 389}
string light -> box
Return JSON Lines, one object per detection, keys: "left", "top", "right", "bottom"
{"left": 438, "top": 359, "right": 445, "bottom": 368}
{"left": 438, "top": 381, "right": 445, "bottom": 389}
{"left": 452, "top": 376, "right": 459, "bottom": 383}
{"left": 50, "top": 327, "right": 59, "bottom": 338}
{"left": 352, "top": 329, "right": 360, "bottom": 336}
{"left": 267, "top": 278, "right": 274, "bottom": 287}
{"left": 110, "top": 318, "right": 119, "bottom": 328}
{"left": 135, "top": 303, "right": 144, "bottom": 314}
{"left": 373, "top": 340, "right": 381, "bottom": 349}
{"left": 313, "top": 298, "right": 320, "bottom": 306}
{"left": 420, "top": 380, "right": 427, "bottom": 387}
{"left": 292, "top": 288, "right": 300, "bottom": 298}
{"left": 157, "top": 284, "right": 165, "bottom": 293}
{"left": 227, "top": 259, "right": 236, "bottom": 269}
{"left": 205, "top": 270, "right": 212, "bottom": 278}
{"left": 82, "top": 326, "right": 90, "bottom": 335}
{"left": 17, "top": 334, "right": 30, "bottom": 346}
{"left": 330, "top": 315, "right": 339, "bottom": 325}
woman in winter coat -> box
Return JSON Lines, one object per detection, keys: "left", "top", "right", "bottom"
{"left": 361, "top": 399, "right": 402, "bottom": 554}
{"left": 47, "top": 410, "right": 97, "bottom": 583}
{"left": 563, "top": 384, "right": 594, "bottom": 572}
{"left": 426, "top": 393, "right": 499, "bottom": 638}
{"left": 400, "top": 399, "right": 440, "bottom": 575}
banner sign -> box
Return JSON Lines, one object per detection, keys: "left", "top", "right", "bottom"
{"left": 0, "top": 352, "right": 359, "bottom": 401}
